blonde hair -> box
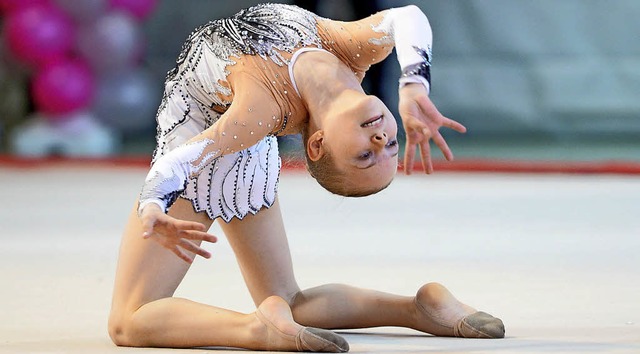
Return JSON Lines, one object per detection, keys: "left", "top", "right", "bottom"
{"left": 302, "top": 130, "right": 392, "bottom": 197}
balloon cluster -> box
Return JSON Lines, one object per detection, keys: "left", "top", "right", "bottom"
{"left": 1, "top": 0, "right": 159, "bottom": 157}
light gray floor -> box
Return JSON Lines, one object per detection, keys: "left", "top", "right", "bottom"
{"left": 1, "top": 165, "right": 639, "bottom": 353}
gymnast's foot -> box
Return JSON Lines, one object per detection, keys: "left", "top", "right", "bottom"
{"left": 412, "top": 282, "right": 505, "bottom": 338}
{"left": 254, "top": 296, "right": 349, "bottom": 352}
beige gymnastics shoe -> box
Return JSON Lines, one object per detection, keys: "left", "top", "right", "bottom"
{"left": 256, "top": 296, "right": 349, "bottom": 352}
{"left": 453, "top": 311, "right": 505, "bottom": 338}
{"left": 414, "top": 282, "right": 505, "bottom": 338}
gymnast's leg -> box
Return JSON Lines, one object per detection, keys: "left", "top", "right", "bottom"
{"left": 107, "top": 198, "right": 347, "bottom": 351}
{"left": 222, "top": 199, "right": 504, "bottom": 338}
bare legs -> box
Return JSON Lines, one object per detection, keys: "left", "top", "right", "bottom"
{"left": 109, "top": 199, "right": 258, "bottom": 348}
{"left": 220, "top": 200, "right": 505, "bottom": 339}
{"left": 109, "top": 197, "right": 503, "bottom": 350}
{"left": 108, "top": 199, "right": 347, "bottom": 351}
{"left": 290, "top": 283, "right": 477, "bottom": 335}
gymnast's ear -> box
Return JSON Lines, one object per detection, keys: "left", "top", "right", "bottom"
{"left": 306, "top": 130, "right": 325, "bottom": 162}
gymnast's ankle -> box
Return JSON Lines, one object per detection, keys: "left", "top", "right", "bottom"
{"left": 254, "top": 296, "right": 349, "bottom": 352}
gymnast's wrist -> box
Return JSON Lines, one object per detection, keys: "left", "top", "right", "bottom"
{"left": 137, "top": 199, "right": 166, "bottom": 218}
{"left": 399, "top": 76, "right": 431, "bottom": 95}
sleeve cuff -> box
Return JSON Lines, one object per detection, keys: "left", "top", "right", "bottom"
{"left": 399, "top": 75, "right": 431, "bottom": 95}
{"left": 137, "top": 198, "right": 167, "bottom": 217}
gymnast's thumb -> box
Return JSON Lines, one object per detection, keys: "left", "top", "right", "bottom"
{"left": 141, "top": 219, "right": 155, "bottom": 239}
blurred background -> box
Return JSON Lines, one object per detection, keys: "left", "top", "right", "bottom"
{"left": 1, "top": 0, "right": 638, "bottom": 163}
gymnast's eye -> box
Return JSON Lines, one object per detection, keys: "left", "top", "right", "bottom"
{"left": 386, "top": 140, "right": 398, "bottom": 147}
{"left": 358, "top": 151, "right": 372, "bottom": 160}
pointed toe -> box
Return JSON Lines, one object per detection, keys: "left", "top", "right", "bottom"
{"left": 454, "top": 311, "right": 505, "bottom": 338}
{"left": 297, "top": 327, "right": 350, "bottom": 352}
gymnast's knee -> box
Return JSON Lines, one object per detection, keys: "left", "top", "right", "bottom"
{"left": 108, "top": 307, "right": 149, "bottom": 347}
{"left": 286, "top": 289, "right": 303, "bottom": 308}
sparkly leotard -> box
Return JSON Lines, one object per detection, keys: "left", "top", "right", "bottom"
{"left": 146, "top": 3, "right": 432, "bottom": 222}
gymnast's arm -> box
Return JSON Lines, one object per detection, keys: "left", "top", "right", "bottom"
{"left": 137, "top": 76, "right": 280, "bottom": 219}
{"left": 375, "top": 5, "right": 434, "bottom": 93}
{"left": 383, "top": 6, "right": 468, "bottom": 174}
{"left": 339, "top": 5, "right": 467, "bottom": 174}
{"left": 320, "top": 5, "right": 433, "bottom": 89}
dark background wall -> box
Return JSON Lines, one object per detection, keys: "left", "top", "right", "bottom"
{"left": 3, "top": 0, "right": 639, "bottom": 160}
{"left": 145, "top": 0, "right": 640, "bottom": 141}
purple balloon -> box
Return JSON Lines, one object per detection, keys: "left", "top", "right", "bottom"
{"left": 76, "top": 11, "right": 142, "bottom": 73}
{"left": 93, "top": 68, "right": 158, "bottom": 134}
{"left": 109, "top": 0, "right": 158, "bottom": 21}
{"left": 3, "top": 4, "right": 75, "bottom": 68}
{"left": 31, "top": 60, "right": 95, "bottom": 117}
{"left": 54, "top": 0, "right": 107, "bottom": 23}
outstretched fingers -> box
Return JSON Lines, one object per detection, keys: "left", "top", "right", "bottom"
{"left": 169, "top": 224, "right": 218, "bottom": 263}
{"left": 442, "top": 117, "right": 467, "bottom": 134}
{"left": 172, "top": 246, "right": 196, "bottom": 264}
{"left": 139, "top": 211, "right": 218, "bottom": 263}
{"left": 432, "top": 132, "right": 454, "bottom": 161}
{"left": 179, "top": 238, "right": 212, "bottom": 259}
{"left": 175, "top": 219, "right": 207, "bottom": 232}
{"left": 174, "top": 219, "right": 217, "bottom": 242}
{"left": 404, "top": 140, "right": 416, "bottom": 175}
{"left": 419, "top": 139, "right": 433, "bottom": 174}
{"left": 180, "top": 229, "right": 218, "bottom": 243}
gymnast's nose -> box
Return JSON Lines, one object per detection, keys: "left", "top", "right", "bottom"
{"left": 372, "top": 131, "right": 388, "bottom": 146}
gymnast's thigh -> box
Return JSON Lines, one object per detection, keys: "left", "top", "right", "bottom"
{"left": 110, "top": 198, "right": 214, "bottom": 315}
{"left": 219, "top": 198, "right": 301, "bottom": 306}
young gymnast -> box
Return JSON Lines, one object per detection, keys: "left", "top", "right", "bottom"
{"left": 108, "top": 3, "right": 505, "bottom": 352}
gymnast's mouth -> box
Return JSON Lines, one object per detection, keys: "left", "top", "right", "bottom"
{"left": 361, "top": 115, "right": 383, "bottom": 128}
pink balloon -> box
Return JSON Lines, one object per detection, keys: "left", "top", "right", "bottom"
{"left": 3, "top": 4, "right": 75, "bottom": 68}
{"left": 109, "top": 0, "right": 158, "bottom": 21}
{"left": 32, "top": 60, "right": 95, "bottom": 118}
{"left": 0, "top": 0, "right": 49, "bottom": 14}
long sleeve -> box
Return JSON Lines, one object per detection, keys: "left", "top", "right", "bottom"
{"left": 376, "top": 5, "right": 433, "bottom": 92}
{"left": 318, "top": 5, "right": 433, "bottom": 92}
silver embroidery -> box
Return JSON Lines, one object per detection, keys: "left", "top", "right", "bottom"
{"left": 401, "top": 46, "right": 432, "bottom": 85}
{"left": 139, "top": 172, "right": 187, "bottom": 213}
{"left": 167, "top": 3, "right": 320, "bottom": 83}
{"left": 147, "top": 4, "right": 315, "bottom": 220}
{"left": 140, "top": 139, "right": 219, "bottom": 212}
{"left": 153, "top": 3, "right": 320, "bottom": 159}
{"left": 183, "top": 136, "right": 280, "bottom": 222}
{"left": 369, "top": 11, "right": 395, "bottom": 46}
{"left": 192, "top": 148, "right": 222, "bottom": 175}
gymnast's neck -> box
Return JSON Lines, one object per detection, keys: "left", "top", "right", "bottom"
{"left": 293, "top": 50, "right": 365, "bottom": 133}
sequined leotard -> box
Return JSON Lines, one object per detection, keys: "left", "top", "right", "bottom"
{"left": 145, "top": 3, "right": 432, "bottom": 222}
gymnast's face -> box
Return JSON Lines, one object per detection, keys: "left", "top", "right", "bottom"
{"left": 316, "top": 95, "right": 400, "bottom": 194}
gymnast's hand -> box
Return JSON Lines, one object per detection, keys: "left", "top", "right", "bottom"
{"left": 139, "top": 203, "right": 218, "bottom": 263}
{"left": 398, "top": 83, "right": 467, "bottom": 175}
